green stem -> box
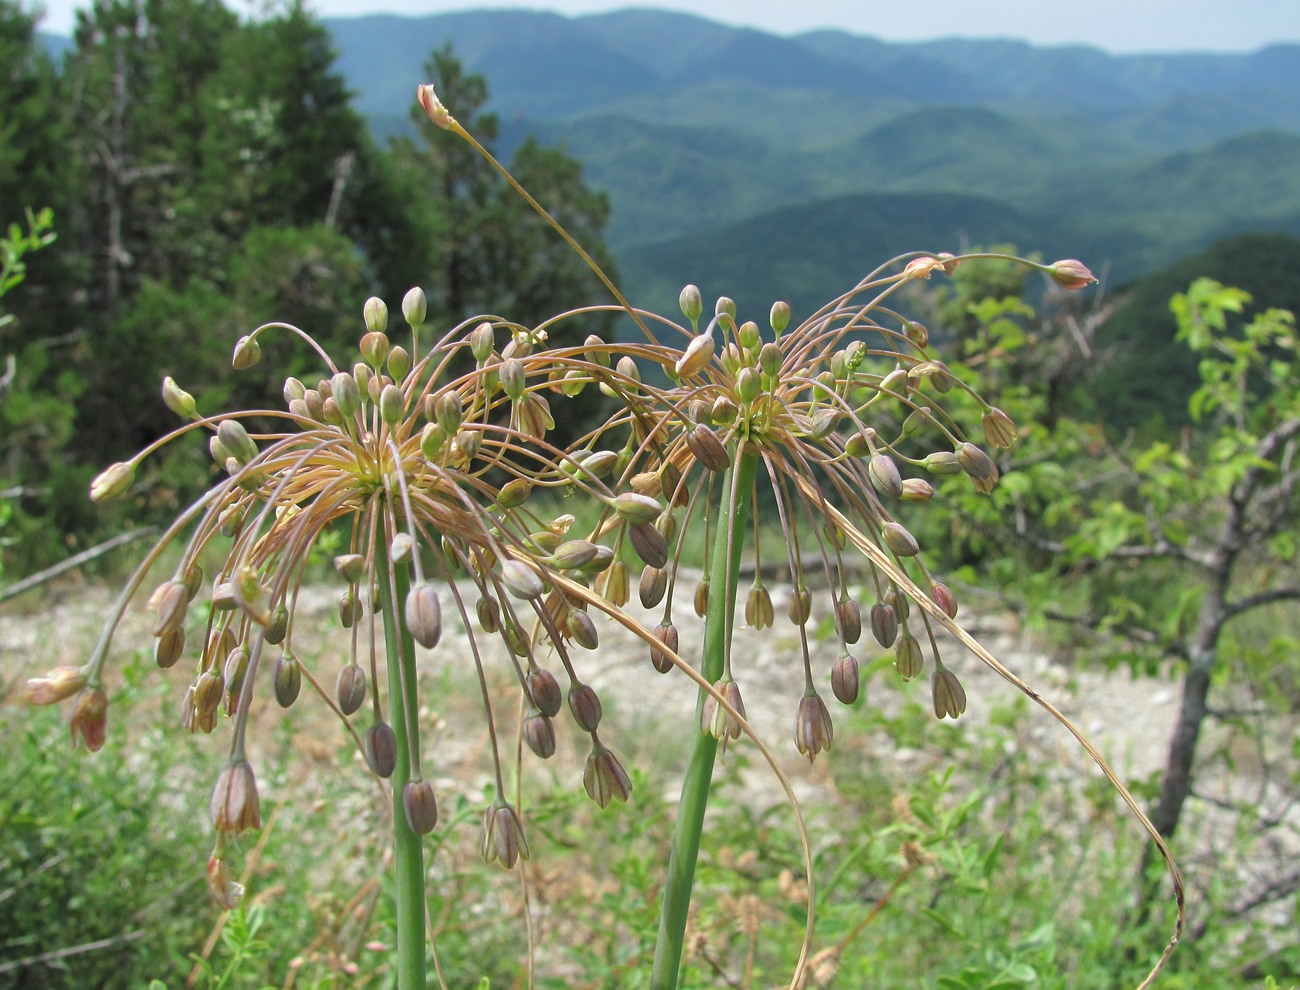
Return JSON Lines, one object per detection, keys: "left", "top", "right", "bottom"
{"left": 377, "top": 535, "right": 428, "bottom": 990}
{"left": 651, "top": 448, "right": 759, "bottom": 990}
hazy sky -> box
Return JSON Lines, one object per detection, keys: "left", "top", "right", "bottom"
{"left": 29, "top": 0, "right": 1300, "bottom": 53}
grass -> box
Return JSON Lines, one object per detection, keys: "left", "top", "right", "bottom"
{"left": 2, "top": 581, "right": 1295, "bottom": 988}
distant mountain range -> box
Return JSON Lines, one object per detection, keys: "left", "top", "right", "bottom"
{"left": 47, "top": 8, "right": 1300, "bottom": 318}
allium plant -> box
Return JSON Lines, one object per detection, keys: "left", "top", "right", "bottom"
{"left": 25, "top": 83, "right": 1184, "bottom": 990}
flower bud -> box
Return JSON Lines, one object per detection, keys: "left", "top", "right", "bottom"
{"left": 334, "top": 553, "right": 366, "bottom": 584}
{"left": 402, "top": 286, "right": 427, "bottom": 327}
{"left": 770, "top": 300, "right": 791, "bottom": 334}
{"left": 649, "top": 620, "right": 679, "bottom": 673}
{"left": 597, "top": 559, "right": 629, "bottom": 607}
{"left": 787, "top": 586, "right": 812, "bottom": 626}
{"left": 217, "top": 419, "right": 258, "bottom": 466}
{"left": 693, "top": 578, "right": 710, "bottom": 618}
{"left": 1046, "top": 258, "right": 1097, "bottom": 290}
{"left": 835, "top": 597, "right": 862, "bottom": 645}
{"left": 154, "top": 626, "right": 185, "bottom": 669}
{"left": 223, "top": 646, "right": 250, "bottom": 713}
{"left": 932, "top": 668, "right": 967, "bottom": 719}
{"left": 273, "top": 653, "right": 301, "bottom": 707}
{"left": 211, "top": 760, "right": 261, "bottom": 834}
{"left": 567, "top": 609, "right": 599, "bottom": 650}
{"left": 583, "top": 744, "right": 632, "bottom": 808}
{"left": 502, "top": 559, "right": 545, "bottom": 600}
{"left": 568, "top": 683, "right": 603, "bottom": 732}
{"left": 957, "top": 442, "right": 999, "bottom": 494}
{"left": 745, "top": 584, "right": 774, "bottom": 629}
{"left": 69, "top": 688, "right": 108, "bottom": 751}
{"left": 517, "top": 392, "right": 553, "bottom": 439}
{"left": 527, "top": 668, "right": 563, "bottom": 718}
{"left": 363, "top": 296, "right": 388, "bottom": 334}
{"left": 207, "top": 854, "right": 244, "bottom": 911}
{"left": 405, "top": 584, "right": 442, "bottom": 648}
{"left": 923, "top": 450, "right": 962, "bottom": 476}
{"left": 930, "top": 582, "right": 958, "bottom": 619}
{"left": 612, "top": 492, "right": 661, "bottom": 525}
{"left": 231, "top": 335, "right": 261, "bottom": 370}
{"left": 403, "top": 780, "right": 439, "bottom": 834}
{"left": 831, "top": 655, "right": 860, "bottom": 705}
{"left": 868, "top": 453, "right": 903, "bottom": 499}
{"left": 686, "top": 424, "right": 731, "bottom": 472}
{"left": 481, "top": 801, "right": 529, "bottom": 869}
{"left": 89, "top": 461, "right": 136, "bottom": 502}
{"left": 982, "top": 406, "right": 1017, "bottom": 449}
{"left": 895, "top": 633, "right": 924, "bottom": 680}
{"left": 152, "top": 580, "right": 188, "bottom": 637}
{"left": 679, "top": 284, "right": 703, "bottom": 323}
{"left": 793, "top": 692, "right": 834, "bottom": 763}
{"left": 162, "top": 376, "right": 197, "bottom": 418}
{"left": 639, "top": 564, "right": 668, "bottom": 609}
{"left": 675, "top": 331, "right": 715, "bottom": 378}
{"left": 628, "top": 522, "right": 668, "bottom": 569}
{"left": 26, "top": 665, "right": 86, "bottom": 705}
{"left": 500, "top": 357, "right": 526, "bottom": 402}
{"left": 701, "top": 678, "right": 745, "bottom": 745}
{"left": 870, "top": 602, "right": 898, "bottom": 648}
{"left": 379, "top": 383, "right": 405, "bottom": 426}
{"left": 552, "top": 539, "right": 598, "bottom": 571}
{"left": 365, "top": 722, "right": 397, "bottom": 777}
{"left": 900, "top": 478, "right": 934, "bottom": 502}
{"left": 523, "top": 712, "right": 557, "bottom": 759}
{"left": 882, "top": 521, "right": 920, "bottom": 557}
{"left": 336, "top": 664, "right": 367, "bottom": 716}
{"left": 759, "top": 341, "right": 782, "bottom": 377}
{"left": 417, "top": 83, "right": 453, "bottom": 128}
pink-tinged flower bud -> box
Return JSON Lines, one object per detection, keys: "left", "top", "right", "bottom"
{"left": 612, "top": 492, "right": 661, "bottom": 525}
{"left": 930, "top": 582, "right": 959, "bottom": 619}
{"left": 402, "top": 286, "right": 427, "bottom": 328}
{"left": 628, "top": 522, "right": 669, "bottom": 569}
{"left": 334, "top": 553, "right": 365, "bottom": 584}
{"left": 932, "top": 668, "right": 967, "bottom": 719}
{"left": 649, "top": 621, "right": 679, "bottom": 674}
{"left": 981, "top": 406, "right": 1017, "bottom": 449}
{"left": 882, "top": 521, "right": 921, "bottom": 557}
{"left": 89, "top": 461, "right": 135, "bottom": 502}
{"left": 831, "top": 655, "right": 860, "bottom": 705}
{"left": 193, "top": 669, "right": 225, "bottom": 724}
{"left": 956, "top": 442, "right": 999, "bottom": 494}
{"left": 231, "top": 334, "right": 261, "bottom": 370}
{"left": 686, "top": 424, "right": 731, "bottom": 472}
{"left": 481, "top": 801, "right": 530, "bottom": 869}
{"left": 403, "top": 780, "right": 439, "bottom": 835}
{"left": 793, "top": 693, "right": 834, "bottom": 763}
{"left": 416, "top": 83, "right": 454, "bottom": 128}
{"left": 365, "top": 722, "right": 397, "bottom": 777}
{"left": 701, "top": 678, "right": 746, "bottom": 746}
{"left": 678, "top": 284, "right": 703, "bottom": 323}
{"left": 26, "top": 665, "right": 86, "bottom": 705}
{"left": 639, "top": 564, "right": 668, "bottom": 609}
{"left": 745, "top": 584, "right": 774, "bottom": 630}
{"left": 835, "top": 597, "right": 862, "bottom": 645}
{"left": 476, "top": 595, "right": 500, "bottom": 634}
{"left": 207, "top": 853, "right": 244, "bottom": 911}
{"left": 527, "top": 668, "right": 563, "bottom": 718}
{"left": 336, "top": 664, "right": 367, "bottom": 716}
{"left": 211, "top": 760, "right": 261, "bottom": 834}
{"left": 583, "top": 744, "right": 632, "bottom": 808}
{"left": 523, "top": 712, "right": 557, "bottom": 759}
{"left": 900, "top": 478, "right": 934, "bottom": 502}
{"left": 567, "top": 609, "right": 599, "bottom": 650}
{"left": 568, "top": 683, "right": 603, "bottom": 733}
{"left": 895, "top": 633, "right": 924, "bottom": 680}
{"left": 69, "top": 688, "right": 108, "bottom": 751}
{"left": 869, "top": 602, "right": 898, "bottom": 648}
{"left": 868, "top": 453, "right": 903, "bottom": 499}
{"left": 273, "top": 654, "right": 301, "bottom": 707}
{"left": 1046, "top": 259, "right": 1097, "bottom": 290}
{"left": 553, "top": 539, "right": 598, "bottom": 572}
{"left": 405, "top": 584, "right": 442, "bottom": 649}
